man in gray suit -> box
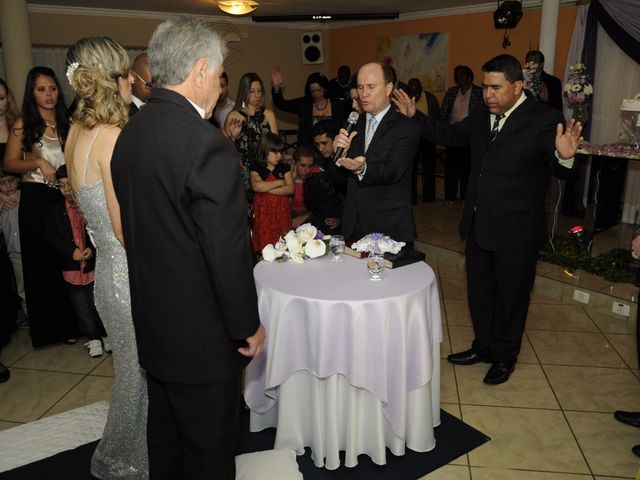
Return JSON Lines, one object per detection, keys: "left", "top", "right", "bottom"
{"left": 111, "top": 16, "right": 264, "bottom": 480}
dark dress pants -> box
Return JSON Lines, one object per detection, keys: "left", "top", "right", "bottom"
{"left": 465, "top": 223, "right": 538, "bottom": 362}
{"left": 147, "top": 372, "right": 243, "bottom": 480}
{"left": 444, "top": 147, "right": 470, "bottom": 201}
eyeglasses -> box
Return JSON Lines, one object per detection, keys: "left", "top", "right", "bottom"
{"left": 132, "top": 71, "right": 153, "bottom": 90}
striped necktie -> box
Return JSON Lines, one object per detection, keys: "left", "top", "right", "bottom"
{"left": 490, "top": 114, "right": 504, "bottom": 142}
{"left": 365, "top": 116, "right": 377, "bottom": 151}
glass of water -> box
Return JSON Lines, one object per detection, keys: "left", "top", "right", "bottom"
{"left": 329, "top": 235, "right": 345, "bottom": 261}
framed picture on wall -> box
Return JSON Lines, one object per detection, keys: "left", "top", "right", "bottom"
{"left": 377, "top": 32, "right": 448, "bottom": 92}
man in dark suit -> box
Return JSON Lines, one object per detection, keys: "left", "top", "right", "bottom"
{"left": 406, "top": 77, "right": 440, "bottom": 203}
{"left": 394, "top": 54, "right": 582, "bottom": 385}
{"left": 128, "top": 52, "right": 152, "bottom": 117}
{"left": 525, "top": 50, "right": 563, "bottom": 111}
{"left": 332, "top": 62, "right": 420, "bottom": 244}
{"left": 111, "top": 16, "right": 264, "bottom": 480}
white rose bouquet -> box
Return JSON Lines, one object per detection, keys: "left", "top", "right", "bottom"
{"left": 261, "top": 223, "right": 328, "bottom": 264}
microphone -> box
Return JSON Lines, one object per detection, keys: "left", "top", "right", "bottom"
{"left": 333, "top": 111, "right": 360, "bottom": 164}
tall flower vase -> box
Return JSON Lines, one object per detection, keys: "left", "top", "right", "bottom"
{"left": 572, "top": 104, "right": 589, "bottom": 125}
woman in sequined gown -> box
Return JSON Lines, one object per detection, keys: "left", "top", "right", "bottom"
{"left": 64, "top": 37, "right": 148, "bottom": 479}
{"left": 224, "top": 73, "right": 277, "bottom": 219}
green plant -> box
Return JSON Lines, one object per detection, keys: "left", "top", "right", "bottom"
{"left": 542, "top": 236, "right": 639, "bottom": 286}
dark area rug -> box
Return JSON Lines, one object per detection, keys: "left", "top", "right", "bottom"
{"left": 0, "top": 409, "right": 489, "bottom": 479}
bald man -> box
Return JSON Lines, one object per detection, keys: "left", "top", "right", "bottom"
{"left": 332, "top": 62, "right": 420, "bottom": 244}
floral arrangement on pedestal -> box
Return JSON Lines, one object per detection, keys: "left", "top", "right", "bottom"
{"left": 261, "top": 223, "right": 327, "bottom": 263}
{"left": 564, "top": 63, "right": 593, "bottom": 124}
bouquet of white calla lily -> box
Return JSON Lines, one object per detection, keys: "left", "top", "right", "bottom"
{"left": 304, "top": 239, "right": 327, "bottom": 258}
{"left": 260, "top": 223, "right": 329, "bottom": 264}
{"left": 295, "top": 223, "right": 317, "bottom": 242}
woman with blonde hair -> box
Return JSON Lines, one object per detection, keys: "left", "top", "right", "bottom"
{"left": 65, "top": 36, "right": 148, "bottom": 479}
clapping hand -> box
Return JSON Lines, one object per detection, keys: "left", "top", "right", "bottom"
{"left": 556, "top": 118, "right": 583, "bottom": 160}
{"left": 224, "top": 116, "right": 244, "bottom": 139}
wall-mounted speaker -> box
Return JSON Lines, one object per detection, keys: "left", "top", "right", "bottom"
{"left": 301, "top": 31, "right": 324, "bottom": 65}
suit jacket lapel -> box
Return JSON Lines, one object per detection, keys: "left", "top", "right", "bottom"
{"left": 492, "top": 97, "right": 534, "bottom": 147}
{"left": 366, "top": 107, "right": 397, "bottom": 155}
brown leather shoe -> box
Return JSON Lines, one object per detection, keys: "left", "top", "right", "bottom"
{"left": 483, "top": 360, "right": 516, "bottom": 385}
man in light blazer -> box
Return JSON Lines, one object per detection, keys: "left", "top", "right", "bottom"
{"left": 394, "top": 54, "right": 582, "bottom": 385}
{"left": 111, "top": 16, "right": 264, "bottom": 480}
{"left": 332, "top": 62, "right": 420, "bottom": 244}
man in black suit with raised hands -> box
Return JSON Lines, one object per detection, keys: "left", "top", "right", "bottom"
{"left": 394, "top": 54, "right": 583, "bottom": 385}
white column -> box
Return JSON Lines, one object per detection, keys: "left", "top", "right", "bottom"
{"left": 0, "top": 0, "right": 33, "bottom": 105}
{"left": 539, "top": 0, "right": 560, "bottom": 73}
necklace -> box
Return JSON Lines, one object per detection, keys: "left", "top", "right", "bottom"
{"left": 45, "top": 122, "right": 56, "bottom": 130}
{"left": 314, "top": 99, "right": 329, "bottom": 112}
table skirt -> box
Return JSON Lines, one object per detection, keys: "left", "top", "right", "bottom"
{"left": 249, "top": 347, "right": 441, "bottom": 470}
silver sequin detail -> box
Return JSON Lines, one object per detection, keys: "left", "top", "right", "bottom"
{"left": 77, "top": 180, "right": 149, "bottom": 479}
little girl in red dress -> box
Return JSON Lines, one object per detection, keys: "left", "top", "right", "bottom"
{"left": 250, "top": 133, "right": 294, "bottom": 252}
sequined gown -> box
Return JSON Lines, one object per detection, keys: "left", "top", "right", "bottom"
{"left": 76, "top": 129, "right": 149, "bottom": 479}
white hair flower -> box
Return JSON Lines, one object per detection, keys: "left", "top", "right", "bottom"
{"left": 66, "top": 62, "right": 79, "bottom": 86}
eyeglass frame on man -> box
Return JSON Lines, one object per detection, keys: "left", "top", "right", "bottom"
{"left": 132, "top": 71, "right": 153, "bottom": 90}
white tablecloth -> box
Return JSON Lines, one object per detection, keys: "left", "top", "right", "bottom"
{"left": 244, "top": 255, "right": 443, "bottom": 469}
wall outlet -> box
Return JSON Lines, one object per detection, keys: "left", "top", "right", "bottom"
{"left": 612, "top": 301, "right": 631, "bottom": 317}
{"left": 573, "top": 289, "right": 590, "bottom": 304}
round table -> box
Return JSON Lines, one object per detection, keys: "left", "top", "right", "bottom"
{"left": 244, "top": 254, "right": 443, "bottom": 469}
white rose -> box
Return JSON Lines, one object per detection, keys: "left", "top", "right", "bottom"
{"left": 261, "top": 244, "right": 278, "bottom": 262}
{"left": 286, "top": 235, "right": 304, "bottom": 256}
{"left": 295, "top": 223, "right": 317, "bottom": 242}
{"left": 583, "top": 84, "right": 593, "bottom": 95}
{"left": 564, "top": 83, "right": 572, "bottom": 92}
{"left": 304, "top": 239, "right": 326, "bottom": 259}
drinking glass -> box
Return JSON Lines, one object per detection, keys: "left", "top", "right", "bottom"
{"left": 329, "top": 235, "right": 345, "bottom": 261}
{"left": 367, "top": 251, "right": 385, "bottom": 281}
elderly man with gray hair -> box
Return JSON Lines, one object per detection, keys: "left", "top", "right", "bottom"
{"left": 111, "top": 15, "right": 264, "bottom": 480}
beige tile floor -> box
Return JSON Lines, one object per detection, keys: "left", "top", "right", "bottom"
{"left": 0, "top": 200, "right": 639, "bottom": 479}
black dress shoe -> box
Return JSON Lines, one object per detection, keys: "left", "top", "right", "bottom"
{"left": 614, "top": 410, "right": 640, "bottom": 428}
{"left": 633, "top": 444, "right": 640, "bottom": 457}
{"left": 448, "top": 348, "right": 491, "bottom": 365}
{"left": 0, "top": 362, "right": 10, "bottom": 383}
{"left": 483, "top": 360, "right": 516, "bottom": 385}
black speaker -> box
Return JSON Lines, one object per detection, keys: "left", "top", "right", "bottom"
{"left": 493, "top": 1, "right": 523, "bottom": 29}
{"left": 301, "top": 31, "right": 324, "bottom": 65}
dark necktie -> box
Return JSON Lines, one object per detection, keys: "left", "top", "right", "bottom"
{"left": 490, "top": 114, "right": 504, "bottom": 142}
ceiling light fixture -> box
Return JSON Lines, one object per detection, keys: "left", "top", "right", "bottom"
{"left": 218, "top": 0, "right": 259, "bottom": 16}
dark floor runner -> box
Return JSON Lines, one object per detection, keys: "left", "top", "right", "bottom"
{"left": 0, "top": 408, "right": 489, "bottom": 479}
